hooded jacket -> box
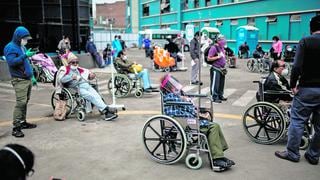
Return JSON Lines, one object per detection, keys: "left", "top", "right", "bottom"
{"left": 3, "top": 26, "right": 33, "bottom": 79}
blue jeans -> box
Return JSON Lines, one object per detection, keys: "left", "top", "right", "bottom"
{"left": 137, "top": 69, "right": 151, "bottom": 89}
{"left": 287, "top": 87, "right": 320, "bottom": 161}
{"left": 79, "top": 83, "right": 107, "bottom": 111}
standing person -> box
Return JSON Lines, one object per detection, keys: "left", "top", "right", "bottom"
{"left": 118, "top": 35, "right": 126, "bottom": 51}
{"left": 57, "top": 35, "right": 71, "bottom": 54}
{"left": 238, "top": 42, "right": 249, "bottom": 58}
{"left": 271, "top": 36, "right": 283, "bottom": 60}
{"left": 3, "top": 26, "right": 38, "bottom": 138}
{"left": 275, "top": 15, "right": 320, "bottom": 165}
{"left": 0, "top": 144, "right": 35, "bottom": 180}
{"left": 207, "top": 34, "right": 227, "bottom": 103}
{"left": 102, "top": 44, "right": 112, "bottom": 65}
{"left": 85, "top": 36, "right": 105, "bottom": 68}
{"left": 143, "top": 35, "right": 152, "bottom": 58}
{"left": 189, "top": 31, "right": 202, "bottom": 85}
{"left": 112, "top": 35, "right": 122, "bottom": 58}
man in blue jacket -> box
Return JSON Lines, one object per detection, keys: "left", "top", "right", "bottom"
{"left": 85, "top": 36, "right": 105, "bottom": 68}
{"left": 3, "top": 26, "right": 38, "bottom": 138}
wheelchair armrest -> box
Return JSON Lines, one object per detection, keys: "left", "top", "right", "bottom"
{"left": 164, "top": 101, "right": 193, "bottom": 106}
{"left": 182, "top": 93, "right": 208, "bottom": 98}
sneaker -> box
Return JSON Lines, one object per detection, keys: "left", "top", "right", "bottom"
{"left": 220, "top": 96, "right": 228, "bottom": 101}
{"left": 304, "top": 153, "right": 319, "bottom": 165}
{"left": 104, "top": 112, "right": 118, "bottom": 121}
{"left": 12, "top": 127, "right": 24, "bottom": 138}
{"left": 222, "top": 157, "right": 235, "bottom": 166}
{"left": 21, "top": 122, "right": 37, "bottom": 129}
{"left": 213, "top": 158, "right": 232, "bottom": 168}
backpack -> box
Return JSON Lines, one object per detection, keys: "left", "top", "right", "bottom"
{"left": 204, "top": 44, "right": 219, "bottom": 65}
{"left": 53, "top": 99, "right": 67, "bottom": 121}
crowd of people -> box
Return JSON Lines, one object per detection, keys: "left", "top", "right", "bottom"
{"left": 1, "top": 14, "right": 320, "bottom": 178}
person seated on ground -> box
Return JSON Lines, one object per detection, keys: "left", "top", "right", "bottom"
{"left": 103, "top": 44, "right": 112, "bottom": 65}
{"left": 238, "top": 42, "right": 249, "bottom": 58}
{"left": 261, "top": 60, "right": 292, "bottom": 103}
{"left": 0, "top": 144, "right": 35, "bottom": 180}
{"left": 253, "top": 44, "right": 271, "bottom": 70}
{"left": 164, "top": 38, "right": 179, "bottom": 70}
{"left": 160, "top": 74, "right": 235, "bottom": 171}
{"left": 58, "top": 53, "right": 117, "bottom": 121}
{"left": 86, "top": 36, "right": 105, "bottom": 68}
{"left": 283, "top": 45, "right": 295, "bottom": 62}
{"left": 224, "top": 45, "right": 236, "bottom": 67}
{"left": 115, "top": 50, "right": 157, "bottom": 92}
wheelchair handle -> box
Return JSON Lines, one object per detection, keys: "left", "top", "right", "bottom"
{"left": 183, "top": 93, "right": 208, "bottom": 98}
{"left": 164, "top": 101, "right": 193, "bottom": 106}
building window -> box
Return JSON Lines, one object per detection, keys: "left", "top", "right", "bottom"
{"left": 290, "top": 14, "right": 301, "bottom": 22}
{"left": 266, "top": 16, "right": 277, "bottom": 23}
{"left": 247, "top": 17, "right": 255, "bottom": 26}
{"left": 231, "top": 0, "right": 239, "bottom": 2}
{"left": 194, "top": 22, "right": 200, "bottom": 27}
{"left": 143, "top": 4, "right": 149, "bottom": 16}
{"left": 194, "top": 0, "right": 199, "bottom": 8}
{"left": 217, "top": 0, "right": 224, "bottom": 5}
{"left": 184, "top": 0, "right": 188, "bottom": 10}
{"left": 230, "top": 19, "right": 238, "bottom": 26}
{"left": 161, "top": 0, "right": 170, "bottom": 14}
{"left": 160, "top": 24, "right": 169, "bottom": 29}
{"left": 205, "top": 0, "right": 211, "bottom": 6}
{"left": 204, "top": 21, "right": 210, "bottom": 27}
{"left": 215, "top": 20, "right": 223, "bottom": 27}
{"left": 183, "top": 23, "right": 188, "bottom": 29}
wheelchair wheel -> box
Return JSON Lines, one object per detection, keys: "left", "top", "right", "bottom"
{"left": 247, "top": 59, "right": 256, "bottom": 72}
{"left": 243, "top": 102, "right": 286, "bottom": 145}
{"left": 164, "top": 67, "right": 170, "bottom": 72}
{"left": 107, "top": 74, "right": 131, "bottom": 98}
{"left": 185, "top": 153, "right": 203, "bottom": 170}
{"left": 142, "top": 115, "right": 187, "bottom": 165}
{"left": 299, "top": 136, "right": 309, "bottom": 150}
{"left": 51, "top": 88, "right": 74, "bottom": 117}
{"left": 76, "top": 110, "right": 86, "bottom": 122}
{"left": 135, "top": 88, "right": 143, "bottom": 98}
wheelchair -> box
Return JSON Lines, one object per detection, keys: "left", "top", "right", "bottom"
{"left": 51, "top": 78, "right": 105, "bottom": 121}
{"left": 246, "top": 57, "right": 271, "bottom": 73}
{"left": 242, "top": 78, "right": 314, "bottom": 150}
{"left": 107, "top": 62, "right": 145, "bottom": 98}
{"left": 142, "top": 92, "right": 231, "bottom": 171}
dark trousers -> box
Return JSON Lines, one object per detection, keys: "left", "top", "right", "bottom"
{"left": 91, "top": 52, "right": 104, "bottom": 68}
{"left": 210, "top": 67, "right": 225, "bottom": 100}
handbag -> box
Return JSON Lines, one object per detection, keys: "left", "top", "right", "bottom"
{"left": 53, "top": 99, "right": 67, "bottom": 121}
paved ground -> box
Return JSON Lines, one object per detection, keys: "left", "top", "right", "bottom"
{"left": 0, "top": 48, "right": 319, "bottom": 180}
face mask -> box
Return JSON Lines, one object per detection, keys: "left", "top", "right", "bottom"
{"left": 89, "top": 39, "right": 93, "bottom": 42}
{"left": 70, "top": 65, "right": 78, "bottom": 70}
{"left": 123, "top": 56, "right": 127, "bottom": 60}
{"left": 218, "top": 39, "right": 226, "bottom": 47}
{"left": 224, "top": 45, "right": 227, "bottom": 48}
{"left": 287, "top": 48, "right": 292, "bottom": 51}
{"left": 281, "top": 68, "right": 288, "bottom": 76}
{"left": 21, "top": 38, "right": 28, "bottom": 46}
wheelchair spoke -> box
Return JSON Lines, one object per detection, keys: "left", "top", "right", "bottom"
{"left": 254, "top": 107, "right": 263, "bottom": 120}
{"left": 254, "top": 126, "right": 263, "bottom": 138}
{"left": 263, "top": 127, "right": 271, "bottom": 140}
{"left": 246, "top": 123, "right": 260, "bottom": 129}
{"left": 147, "top": 124, "right": 161, "bottom": 138}
{"left": 151, "top": 141, "right": 162, "bottom": 154}
{"left": 145, "top": 138, "right": 161, "bottom": 141}
{"left": 162, "top": 142, "right": 167, "bottom": 160}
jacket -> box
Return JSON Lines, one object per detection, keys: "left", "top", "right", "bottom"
{"left": 114, "top": 57, "right": 133, "bottom": 72}
{"left": 264, "top": 72, "right": 292, "bottom": 102}
{"left": 190, "top": 38, "right": 199, "bottom": 59}
{"left": 85, "top": 41, "right": 97, "bottom": 54}
{"left": 4, "top": 26, "right": 33, "bottom": 79}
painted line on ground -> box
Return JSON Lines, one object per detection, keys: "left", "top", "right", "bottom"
{"left": 182, "top": 85, "right": 196, "bottom": 92}
{"left": 224, "top": 88, "right": 237, "bottom": 98}
{"left": 232, "top": 90, "right": 256, "bottom": 107}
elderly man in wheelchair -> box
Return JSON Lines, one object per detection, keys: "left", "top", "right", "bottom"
{"left": 56, "top": 53, "right": 118, "bottom": 121}
{"left": 243, "top": 60, "right": 313, "bottom": 149}
{"left": 142, "top": 74, "right": 235, "bottom": 172}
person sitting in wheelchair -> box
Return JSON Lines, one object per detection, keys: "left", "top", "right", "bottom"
{"left": 261, "top": 60, "right": 293, "bottom": 103}
{"left": 160, "top": 74, "right": 235, "bottom": 171}
{"left": 253, "top": 44, "right": 271, "bottom": 70}
{"left": 59, "top": 53, "right": 118, "bottom": 121}
{"left": 115, "top": 50, "right": 157, "bottom": 92}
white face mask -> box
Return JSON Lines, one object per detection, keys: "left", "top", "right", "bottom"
{"left": 21, "top": 38, "right": 28, "bottom": 46}
{"left": 70, "top": 65, "right": 78, "bottom": 70}
{"left": 123, "top": 56, "right": 127, "bottom": 60}
{"left": 287, "top": 48, "right": 292, "bottom": 51}
{"left": 281, "top": 68, "right": 289, "bottom": 76}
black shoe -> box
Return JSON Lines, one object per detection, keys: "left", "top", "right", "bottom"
{"left": 213, "top": 158, "right": 232, "bottom": 169}
{"left": 21, "top": 122, "right": 37, "bottom": 129}
{"left": 12, "top": 127, "right": 24, "bottom": 138}
{"left": 104, "top": 112, "right": 118, "bottom": 121}
{"left": 304, "top": 153, "right": 319, "bottom": 165}
{"left": 222, "top": 157, "right": 235, "bottom": 166}
{"left": 275, "top": 151, "right": 299, "bottom": 162}
{"left": 212, "top": 99, "right": 222, "bottom": 103}
{"left": 220, "top": 97, "right": 228, "bottom": 101}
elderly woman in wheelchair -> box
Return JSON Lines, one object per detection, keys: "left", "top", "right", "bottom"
{"left": 52, "top": 53, "right": 117, "bottom": 121}
{"left": 243, "top": 60, "right": 313, "bottom": 149}
{"left": 109, "top": 50, "right": 157, "bottom": 98}
{"left": 142, "top": 74, "right": 235, "bottom": 172}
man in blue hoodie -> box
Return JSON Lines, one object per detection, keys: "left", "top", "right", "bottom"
{"left": 3, "top": 26, "right": 38, "bottom": 138}
{"left": 85, "top": 36, "right": 105, "bottom": 68}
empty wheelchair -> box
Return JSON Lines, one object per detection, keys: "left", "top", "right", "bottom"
{"left": 142, "top": 75, "right": 233, "bottom": 172}
{"left": 242, "top": 78, "right": 313, "bottom": 150}
{"left": 107, "top": 62, "right": 145, "bottom": 98}
{"left": 51, "top": 77, "right": 105, "bottom": 121}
